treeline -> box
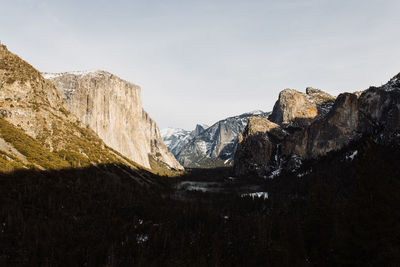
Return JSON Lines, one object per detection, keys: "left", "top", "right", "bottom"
{"left": 1, "top": 139, "right": 400, "bottom": 266}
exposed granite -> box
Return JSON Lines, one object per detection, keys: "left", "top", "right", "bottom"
{"left": 45, "top": 71, "right": 183, "bottom": 170}
{"left": 234, "top": 80, "right": 400, "bottom": 177}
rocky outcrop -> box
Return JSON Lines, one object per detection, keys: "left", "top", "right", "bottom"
{"left": 170, "top": 111, "right": 270, "bottom": 168}
{"left": 44, "top": 71, "right": 183, "bottom": 171}
{"left": 234, "top": 116, "right": 287, "bottom": 176}
{"left": 0, "top": 44, "right": 148, "bottom": 173}
{"left": 282, "top": 93, "right": 359, "bottom": 159}
{"left": 234, "top": 77, "right": 400, "bottom": 177}
{"left": 142, "top": 111, "right": 183, "bottom": 170}
{"left": 358, "top": 75, "right": 400, "bottom": 142}
{"left": 234, "top": 87, "right": 338, "bottom": 176}
{"left": 269, "top": 87, "right": 335, "bottom": 127}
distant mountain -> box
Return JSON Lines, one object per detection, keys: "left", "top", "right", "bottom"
{"left": 162, "top": 111, "right": 270, "bottom": 168}
{"left": 43, "top": 70, "right": 183, "bottom": 171}
{"left": 161, "top": 124, "right": 208, "bottom": 156}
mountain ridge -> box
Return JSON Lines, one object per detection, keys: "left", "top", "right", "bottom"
{"left": 234, "top": 76, "right": 400, "bottom": 177}
{"left": 162, "top": 110, "right": 270, "bottom": 168}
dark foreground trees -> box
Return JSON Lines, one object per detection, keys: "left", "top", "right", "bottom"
{"left": 1, "top": 140, "right": 400, "bottom": 266}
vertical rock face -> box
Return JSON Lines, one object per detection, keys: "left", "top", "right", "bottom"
{"left": 44, "top": 71, "right": 183, "bottom": 170}
{"left": 0, "top": 44, "right": 146, "bottom": 171}
{"left": 234, "top": 87, "right": 347, "bottom": 177}
{"left": 268, "top": 88, "right": 335, "bottom": 127}
{"left": 234, "top": 76, "right": 400, "bottom": 177}
{"left": 234, "top": 116, "right": 287, "bottom": 176}
{"left": 192, "top": 124, "right": 209, "bottom": 136}
{"left": 142, "top": 110, "right": 183, "bottom": 170}
{"left": 283, "top": 93, "right": 359, "bottom": 159}
{"left": 358, "top": 75, "right": 400, "bottom": 141}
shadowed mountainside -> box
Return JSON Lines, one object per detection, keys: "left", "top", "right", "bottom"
{"left": 1, "top": 138, "right": 399, "bottom": 266}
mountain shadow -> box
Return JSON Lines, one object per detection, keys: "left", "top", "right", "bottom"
{"left": 2, "top": 138, "right": 400, "bottom": 266}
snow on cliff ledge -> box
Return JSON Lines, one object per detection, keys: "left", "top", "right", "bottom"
{"left": 42, "top": 70, "right": 99, "bottom": 80}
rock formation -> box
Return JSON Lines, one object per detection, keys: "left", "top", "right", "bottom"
{"left": 358, "top": 75, "right": 400, "bottom": 141}
{"left": 268, "top": 87, "right": 335, "bottom": 127}
{"left": 43, "top": 71, "right": 183, "bottom": 171}
{"left": 234, "top": 116, "right": 287, "bottom": 176}
{"left": 282, "top": 93, "right": 359, "bottom": 159}
{"left": 171, "top": 111, "right": 270, "bottom": 168}
{"left": 234, "top": 79, "right": 400, "bottom": 177}
{"left": 0, "top": 44, "right": 151, "bottom": 175}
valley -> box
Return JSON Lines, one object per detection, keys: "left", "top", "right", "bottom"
{"left": 1, "top": 42, "right": 400, "bottom": 266}
{"left": 2, "top": 137, "right": 399, "bottom": 266}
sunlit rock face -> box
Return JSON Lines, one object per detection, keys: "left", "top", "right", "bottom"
{"left": 282, "top": 93, "right": 359, "bottom": 159}
{"left": 234, "top": 79, "right": 400, "bottom": 177}
{"left": 234, "top": 87, "right": 337, "bottom": 176}
{"left": 45, "top": 70, "right": 183, "bottom": 170}
{"left": 268, "top": 87, "right": 335, "bottom": 127}
{"left": 0, "top": 44, "right": 146, "bottom": 171}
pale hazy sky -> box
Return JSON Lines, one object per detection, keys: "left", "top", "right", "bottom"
{"left": 1, "top": 0, "right": 400, "bottom": 129}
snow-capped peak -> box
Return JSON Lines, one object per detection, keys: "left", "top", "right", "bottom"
{"left": 161, "top": 128, "right": 190, "bottom": 139}
{"left": 161, "top": 128, "right": 192, "bottom": 156}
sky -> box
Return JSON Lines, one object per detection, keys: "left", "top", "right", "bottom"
{"left": 1, "top": 0, "right": 400, "bottom": 130}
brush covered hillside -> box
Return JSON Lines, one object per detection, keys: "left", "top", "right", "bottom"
{"left": 0, "top": 44, "right": 176, "bottom": 178}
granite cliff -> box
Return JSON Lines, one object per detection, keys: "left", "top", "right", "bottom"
{"left": 269, "top": 87, "right": 335, "bottom": 127}
{"left": 234, "top": 116, "right": 287, "bottom": 176}
{"left": 43, "top": 71, "right": 183, "bottom": 171}
{"left": 234, "top": 79, "right": 400, "bottom": 177}
{"left": 0, "top": 44, "right": 158, "bottom": 179}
